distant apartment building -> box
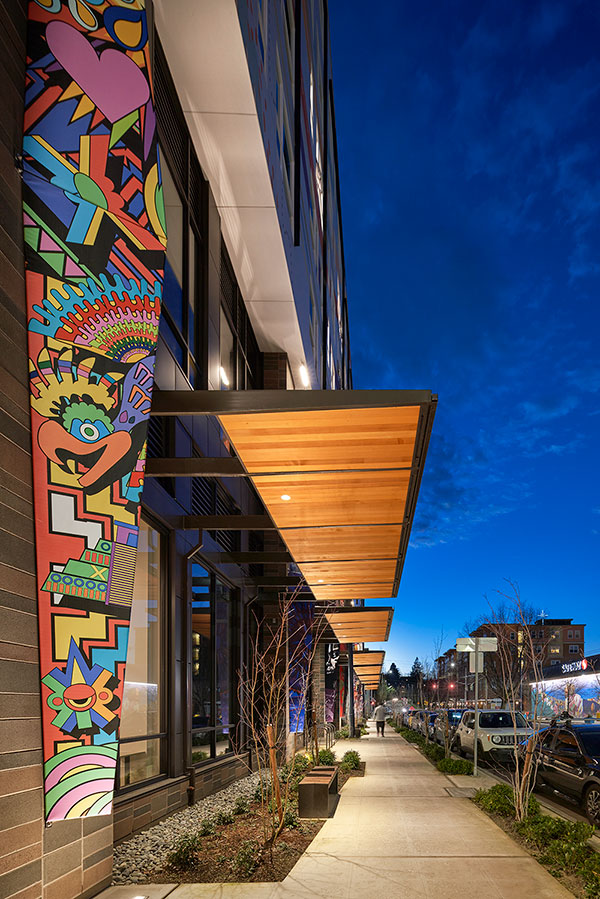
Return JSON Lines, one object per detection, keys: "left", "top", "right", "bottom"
{"left": 444, "top": 617, "right": 587, "bottom": 708}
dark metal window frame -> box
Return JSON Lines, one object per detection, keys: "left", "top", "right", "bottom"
{"left": 189, "top": 556, "right": 239, "bottom": 767}
{"left": 220, "top": 242, "right": 261, "bottom": 390}
{"left": 155, "top": 37, "right": 209, "bottom": 390}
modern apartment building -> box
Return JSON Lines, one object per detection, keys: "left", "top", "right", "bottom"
{"left": 448, "top": 617, "right": 587, "bottom": 708}
{"left": 0, "top": 3, "right": 435, "bottom": 898}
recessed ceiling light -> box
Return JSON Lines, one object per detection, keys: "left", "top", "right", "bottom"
{"left": 219, "top": 366, "right": 230, "bottom": 386}
{"left": 318, "top": 578, "right": 324, "bottom": 583}
{"left": 280, "top": 494, "right": 291, "bottom": 501}
{"left": 299, "top": 364, "right": 310, "bottom": 388}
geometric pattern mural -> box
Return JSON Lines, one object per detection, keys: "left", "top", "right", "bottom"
{"left": 23, "top": 0, "right": 165, "bottom": 821}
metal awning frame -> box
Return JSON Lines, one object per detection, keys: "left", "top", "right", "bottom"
{"left": 149, "top": 389, "right": 437, "bottom": 601}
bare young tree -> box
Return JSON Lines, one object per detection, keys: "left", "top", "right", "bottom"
{"left": 484, "top": 580, "right": 550, "bottom": 821}
{"left": 234, "top": 590, "right": 324, "bottom": 855}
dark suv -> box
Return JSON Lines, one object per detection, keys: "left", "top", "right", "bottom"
{"left": 531, "top": 722, "right": 600, "bottom": 825}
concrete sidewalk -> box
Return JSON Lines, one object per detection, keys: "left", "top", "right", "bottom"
{"left": 98, "top": 724, "right": 572, "bottom": 899}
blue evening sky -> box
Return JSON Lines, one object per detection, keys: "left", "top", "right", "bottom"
{"left": 328, "top": 1, "right": 600, "bottom": 672}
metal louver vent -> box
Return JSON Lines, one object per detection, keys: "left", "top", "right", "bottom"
{"left": 220, "top": 243, "right": 236, "bottom": 320}
{"left": 215, "top": 482, "right": 240, "bottom": 553}
{"left": 155, "top": 39, "right": 187, "bottom": 194}
{"left": 191, "top": 476, "right": 214, "bottom": 517}
{"left": 146, "top": 416, "right": 167, "bottom": 458}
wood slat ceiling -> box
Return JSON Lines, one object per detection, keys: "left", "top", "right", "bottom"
{"left": 218, "top": 406, "right": 421, "bottom": 601}
{"left": 324, "top": 607, "right": 393, "bottom": 643}
{"left": 353, "top": 650, "right": 385, "bottom": 670}
{"left": 354, "top": 649, "right": 385, "bottom": 684}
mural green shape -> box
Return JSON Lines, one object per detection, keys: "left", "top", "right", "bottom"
{"left": 23, "top": 0, "right": 165, "bottom": 820}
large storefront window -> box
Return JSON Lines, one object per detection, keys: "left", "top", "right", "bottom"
{"left": 119, "top": 520, "right": 165, "bottom": 788}
{"left": 191, "top": 562, "right": 235, "bottom": 763}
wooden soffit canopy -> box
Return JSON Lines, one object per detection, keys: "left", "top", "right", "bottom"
{"left": 353, "top": 649, "right": 385, "bottom": 682}
{"left": 324, "top": 606, "right": 393, "bottom": 643}
{"left": 211, "top": 391, "right": 436, "bottom": 601}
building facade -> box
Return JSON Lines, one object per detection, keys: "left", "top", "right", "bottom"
{"left": 451, "top": 618, "right": 587, "bottom": 709}
{"left": 0, "top": 2, "right": 352, "bottom": 897}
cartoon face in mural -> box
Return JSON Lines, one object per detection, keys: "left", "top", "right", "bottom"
{"left": 23, "top": 0, "right": 165, "bottom": 820}
{"left": 43, "top": 638, "right": 119, "bottom": 737}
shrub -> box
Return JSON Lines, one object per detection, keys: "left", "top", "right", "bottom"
{"left": 168, "top": 833, "right": 201, "bottom": 869}
{"left": 421, "top": 742, "right": 445, "bottom": 762}
{"left": 283, "top": 807, "right": 300, "bottom": 829}
{"left": 253, "top": 781, "right": 271, "bottom": 802}
{"left": 341, "top": 750, "right": 361, "bottom": 770}
{"left": 231, "top": 840, "right": 260, "bottom": 877}
{"left": 473, "top": 783, "right": 540, "bottom": 819}
{"left": 473, "top": 783, "right": 517, "bottom": 817}
{"left": 233, "top": 797, "right": 250, "bottom": 815}
{"left": 198, "top": 819, "right": 216, "bottom": 836}
{"left": 334, "top": 726, "right": 349, "bottom": 740}
{"left": 291, "top": 753, "right": 311, "bottom": 773}
{"left": 540, "top": 833, "right": 592, "bottom": 873}
{"left": 580, "top": 854, "right": 600, "bottom": 898}
{"left": 214, "top": 810, "right": 235, "bottom": 826}
{"left": 318, "top": 748, "right": 336, "bottom": 765}
{"left": 437, "top": 757, "right": 473, "bottom": 775}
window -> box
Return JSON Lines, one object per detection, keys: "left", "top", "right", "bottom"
{"left": 535, "top": 645, "right": 542, "bottom": 654}
{"left": 275, "top": 52, "right": 293, "bottom": 214}
{"left": 570, "top": 645, "right": 580, "bottom": 654}
{"left": 219, "top": 243, "right": 261, "bottom": 389}
{"left": 155, "top": 39, "right": 205, "bottom": 388}
{"left": 555, "top": 730, "right": 579, "bottom": 753}
{"left": 191, "top": 561, "right": 236, "bottom": 763}
{"left": 119, "top": 520, "right": 165, "bottom": 788}
{"left": 575, "top": 630, "right": 581, "bottom": 639}
{"left": 220, "top": 308, "right": 235, "bottom": 389}
{"left": 541, "top": 729, "right": 556, "bottom": 748}
{"left": 550, "top": 646, "right": 561, "bottom": 655}
{"left": 509, "top": 632, "right": 516, "bottom": 641}
{"left": 257, "top": 0, "right": 267, "bottom": 65}
{"left": 568, "top": 630, "right": 573, "bottom": 639}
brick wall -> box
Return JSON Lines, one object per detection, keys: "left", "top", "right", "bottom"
{"left": 0, "top": 4, "right": 114, "bottom": 897}
{"left": 312, "top": 643, "right": 326, "bottom": 726}
{"left": 262, "top": 352, "right": 288, "bottom": 389}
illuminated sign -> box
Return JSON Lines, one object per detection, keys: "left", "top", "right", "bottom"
{"left": 562, "top": 658, "right": 588, "bottom": 675}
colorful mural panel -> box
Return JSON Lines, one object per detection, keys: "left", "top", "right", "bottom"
{"left": 23, "top": 0, "right": 165, "bottom": 821}
{"left": 288, "top": 603, "right": 314, "bottom": 733}
{"left": 531, "top": 672, "right": 600, "bottom": 719}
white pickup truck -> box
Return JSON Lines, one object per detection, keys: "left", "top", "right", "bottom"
{"left": 452, "top": 709, "right": 532, "bottom": 760}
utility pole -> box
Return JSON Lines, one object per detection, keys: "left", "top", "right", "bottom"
{"left": 474, "top": 636, "right": 480, "bottom": 777}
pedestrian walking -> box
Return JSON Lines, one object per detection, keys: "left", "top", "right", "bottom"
{"left": 374, "top": 703, "right": 386, "bottom": 736}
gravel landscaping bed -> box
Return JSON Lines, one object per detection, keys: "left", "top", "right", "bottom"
{"left": 113, "top": 771, "right": 264, "bottom": 883}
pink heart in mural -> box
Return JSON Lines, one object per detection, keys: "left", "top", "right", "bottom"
{"left": 46, "top": 21, "right": 150, "bottom": 124}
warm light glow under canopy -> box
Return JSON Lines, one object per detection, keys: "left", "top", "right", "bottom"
{"left": 218, "top": 399, "right": 435, "bottom": 601}
{"left": 324, "top": 607, "right": 393, "bottom": 643}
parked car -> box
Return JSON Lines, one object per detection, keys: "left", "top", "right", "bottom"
{"left": 452, "top": 709, "right": 532, "bottom": 761}
{"left": 425, "top": 712, "right": 438, "bottom": 739}
{"left": 407, "top": 709, "right": 424, "bottom": 730}
{"left": 528, "top": 722, "right": 600, "bottom": 826}
{"left": 411, "top": 711, "right": 437, "bottom": 738}
{"left": 433, "top": 709, "right": 466, "bottom": 745}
